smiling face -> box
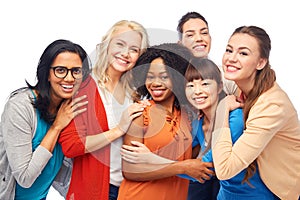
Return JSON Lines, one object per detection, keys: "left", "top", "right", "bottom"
{"left": 185, "top": 78, "right": 220, "bottom": 114}
{"left": 222, "top": 33, "right": 267, "bottom": 90}
{"left": 107, "top": 27, "right": 142, "bottom": 75}
{"left": 145, "top": 57, "right": 174, "bottom": 106}
{"left": 48, "top": 52, "right": 83, "bottom": 105}
{"left": 179, "top": 18, "right": 211, "bottom": 58}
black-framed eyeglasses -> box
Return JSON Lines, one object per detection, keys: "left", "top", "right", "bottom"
{"left": 51, "top": 66, "right": 84, "bottom": 79}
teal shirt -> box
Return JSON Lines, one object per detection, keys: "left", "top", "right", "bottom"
{"left": 15, "top": 105, "right": 64, "bottom": 200}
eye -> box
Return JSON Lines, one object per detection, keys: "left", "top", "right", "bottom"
{"left": 160, "top": 75, "right": 169, "bottom": 80}
{"left": 55, "top": 67, "right": 67, "bottom": 74}
{"left": 129, "top": 47, "right": 140, "bottom": 54}
{"left": 225, "top": 48, "right": 232, "bottom": 53}
{"left": 186, "top": 82, "right": 194, "bottom": 88}
{"left": 240, "top": 51, "right": 249, "bottom": 56}
{"left": 115, "top": 42, "right": 125, "bottom": 47}
{"left": 146, "top": 75, "right": 154, "bottom": 80}
{"left": 72, "top": 67, "right": 82, "bottom": 75}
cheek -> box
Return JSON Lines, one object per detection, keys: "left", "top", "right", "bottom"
{"left": 130, "top": 53, "right": 140, "bottom": 64}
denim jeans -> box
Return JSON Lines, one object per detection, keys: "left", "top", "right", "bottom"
{"left": 187, "top": 176, "right": 220, "bottom": 200}
{"left": 109, "top": 184, "right": 119, "bottom": 200}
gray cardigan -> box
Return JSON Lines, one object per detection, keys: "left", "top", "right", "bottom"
{"left": 0, "top": 89, "right": 70, "bottom": 199}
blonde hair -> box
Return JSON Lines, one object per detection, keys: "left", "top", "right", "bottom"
{"left": 93, "top": 20, "right": 149, "bottom": 91}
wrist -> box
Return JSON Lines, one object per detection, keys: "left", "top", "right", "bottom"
{"left": 115, "top": 126, "right": 126, "bottom": 137}
{"left": 50, "top": 124, "right": 62, "bottom": 133}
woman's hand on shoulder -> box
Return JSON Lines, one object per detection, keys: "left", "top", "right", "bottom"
{"left": 222, "top": 95, "right": 244, "bottom": 112}
{"left": 52, "top": 95, "right": 88, "bottom": 131}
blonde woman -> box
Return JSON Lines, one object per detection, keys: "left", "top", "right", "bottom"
{"left": 59, "top": 20, "right": 149, "bottom": 200}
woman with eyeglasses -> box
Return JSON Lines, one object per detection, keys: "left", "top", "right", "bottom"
{"left": 0, "top": 39, "right": 90, "bottom": 200}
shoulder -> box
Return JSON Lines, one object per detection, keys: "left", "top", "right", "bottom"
{"left": 4, "top": 89, "right": 34, "bottom": 113}
{"left": 254, "top": 82, "right": 296, "bottom": 114}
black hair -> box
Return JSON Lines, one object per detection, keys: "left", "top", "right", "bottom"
{"left": 26, "top": 39, "right": 91, "bottom": 123}
{"left": 131, "top": 43, "right": 192, "bottom": 109}
{"left": 185, "top": 58, "right": 226, "bottom": 102}
{"left": 177, "top": 11, "right": 208, "bottom": 40}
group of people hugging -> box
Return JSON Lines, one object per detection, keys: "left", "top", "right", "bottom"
{"left": 1, "top": 11, "right": 300, "bottom": 200}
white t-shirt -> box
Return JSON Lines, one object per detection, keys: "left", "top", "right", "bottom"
{"left": 97, "top": 83, "right": 132, "bottom": 187}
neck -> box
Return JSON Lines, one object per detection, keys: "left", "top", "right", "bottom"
{"left": 105, "top": 68, "right": 123, "bottom": 93}
{"left": 235, "top": 79, "right": 254, "bottom": 97}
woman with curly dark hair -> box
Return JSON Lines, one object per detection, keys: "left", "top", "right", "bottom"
{"left": 118, "top": 43, "right": 215, "bottom": 200}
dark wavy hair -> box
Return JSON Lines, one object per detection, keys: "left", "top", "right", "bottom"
{"left": 177, "top": 11, "right": 209, "bottom": 40}
{"left": 130, "top": 43, "right": 192, "bottom": 109}
{"left": 26, "top": 39, "right": 91, "bottom": 123}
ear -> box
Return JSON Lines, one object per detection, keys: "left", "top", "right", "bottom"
{"left": 256, "top": 58, "right": 268, "bottom": 70}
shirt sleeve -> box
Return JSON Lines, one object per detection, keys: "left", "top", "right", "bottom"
{"left": 212, "top": 99, "right": 287, "bottom": 180}
{"left": 1, "top": 94, "right": 52, "bottom": 188}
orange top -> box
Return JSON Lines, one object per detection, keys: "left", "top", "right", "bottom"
{"left": 118, "top": 101, "right": 192, "bottom": 200}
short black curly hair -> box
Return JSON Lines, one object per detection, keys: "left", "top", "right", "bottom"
{"left": 130, "top": 43, "right": 193, "bottom": 109}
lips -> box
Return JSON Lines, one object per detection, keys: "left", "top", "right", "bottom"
{"left": 116, "top": 57, "right": 129, "bottom": 65}
{"left": 193, "top": 96, "right": 206, "bottom": 103}
{"left": 193, "top": 44, "right": 206, "bottom": 51}
{"left": 151, "top": 89, "right": 165, "bottom": 97}
{"left": 61, "top": 84, "right": 75, "bottom": 92}
{"left": 226, "top": 65, "right": 240, "bottom": 72}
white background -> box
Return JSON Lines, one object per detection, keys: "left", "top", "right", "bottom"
{"left": 0, "top": 0, "right": 299, "bottom": 199}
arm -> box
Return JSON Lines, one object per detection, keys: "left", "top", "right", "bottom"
{"left": 40, "top": 95, "right": 87, "bottom": 152}
{"left": 2, "top": 92, "right": 86, "bottom": 188}
{"left": 59, "top": 78, "right": 145, "bottom": 157}
{"left": 2, "top": 98, "right": 50, "bottom": 188}
{"left": 59, "top": 95, "right": 145, "bottom": 157}
{"left": 212, "top": 95, "right": 287, "bottom": 180}
{"left": 122, "top": 115, "right": 214, "bottom": 182}
{"left": 121, "top": 141, "right": 175, "bottom": 164}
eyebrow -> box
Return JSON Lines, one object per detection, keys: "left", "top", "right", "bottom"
{"left": 115, "top": 38, "right": 140, "bottom": 49}
{"left": 147, "top": 71, "right": 168, "bottom": 75}
{"left": 184, "top": 27, "right": 208, "bottom": 34}
{"left": 227, "top": 44, "right": 251, "bottom": 52}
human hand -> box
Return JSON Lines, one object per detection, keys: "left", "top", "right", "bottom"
{"left": 121, "top": 141, "right": 175, "bottom": 164}
{"left": 182, "top": 159, "right": 215, "bottom": 183}
{"left": 117, "top": 102, "right": 146, "bottom": 133}
{"left": 52, "top": 95, "right": 88, "bottom": 131}
{"left": 223, "top": 95, "right": 244, "bottom": 111}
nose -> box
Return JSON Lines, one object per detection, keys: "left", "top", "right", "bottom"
{"left": 64, "top": 70, "right": 75, "bottom": 81}
{"left": 194, "top": 33, "right": 203, "bottom": 42}
{"left": 194, "top": 84, "right": 203, "bottom": 95}
{"left": 228, "top": 52, "right": 238, "bottom": 62}
{"left": 151, "top": 77, "right": 163, "bottom": 86}
{"left": 120, "top": 46, "right": 129, "bottom": 57}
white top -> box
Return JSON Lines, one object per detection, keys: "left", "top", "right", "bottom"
{"left": 95, "top": 78, "right": 132, "bottom": 186}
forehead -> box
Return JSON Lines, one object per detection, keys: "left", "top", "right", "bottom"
{"left": 52, "top": 52, "right": 82, "bottom": 66}
{"left": 148, "top": 58, "right": 167, "bottom": 72}
{"left": 229, "top": 33, "right": 259, "bottom": 50}
{"left": 182, "top": 18, "right": 208, "bottom": 32}
{"left": 112, "top": 27, "right": 142, "bottom": 46}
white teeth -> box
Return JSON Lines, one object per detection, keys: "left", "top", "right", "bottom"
{"left": 194, "top": 45, "right": 205, "bottom": 50}
{"left": 227, "top": 66, "right": 238, "bottom": 71}
{"left": 117, "top": 58, "right": 128, "bottom": 64}
{"left": 62, "top": 85, "right": 73, "bottom": 89}
{"left": 194, "top": 97, "right": 205, "bottom": 103}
